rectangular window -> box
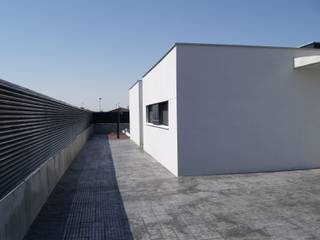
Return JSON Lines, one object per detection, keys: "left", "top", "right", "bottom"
{"left": 146, "top": 101, "right": 169, "bottom": 126}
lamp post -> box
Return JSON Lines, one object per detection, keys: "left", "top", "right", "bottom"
{"left": 117, "top": 103, "right": 120, "bottom": 139}
{"left": 99, "top": 98, "right": 102, "bottom": 112}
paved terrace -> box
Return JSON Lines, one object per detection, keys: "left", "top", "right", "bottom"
{"left": 25, "top": 135, "right": 320, "bottom": 240}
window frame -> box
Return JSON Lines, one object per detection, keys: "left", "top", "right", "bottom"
{"left": 146, "top": 101, "right": 169, "bottom": 127}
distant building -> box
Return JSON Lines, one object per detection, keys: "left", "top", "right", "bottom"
{"left": 93, "top": 106, "right": 129, "bottom": 135}
{"left": 108, "top": 107, "right": 129, "bottom": 113}
{"left": 129, "top": 42, "right": 320, "bottom": 176}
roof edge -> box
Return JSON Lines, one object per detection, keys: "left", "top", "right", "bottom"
{"left": 142, "top": 43, "right": 177, "bottom": 78}
{"left": 174, "top": 42, "right": 318, "bottom": 50}
{"left": 300, "top": 42, "right": 320, "bottom": 49}
{"left": 128, "top": 79, "right": 142, "bottom": 90}
{"left": 141, "top": 42, "right": 320, "bottom": 79}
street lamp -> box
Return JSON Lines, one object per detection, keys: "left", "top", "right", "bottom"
{"left": 99, "top": 98, "right": 102, "bottom": 112}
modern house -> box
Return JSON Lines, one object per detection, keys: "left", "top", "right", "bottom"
{"left": 129, "top": 42, "right": 320, "bottom": 176}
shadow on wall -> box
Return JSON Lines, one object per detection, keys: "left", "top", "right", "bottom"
{"left": 24, "top": 135, "right": 133, "bottom": 240}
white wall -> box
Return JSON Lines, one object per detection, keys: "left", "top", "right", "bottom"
{"left": 177, "top": 44, "right": 320, "bottom": 175}
{"left": 129, "top": 81, "right": 142, "bottom": 146}
{"left": 142, "top": 47, "right": 178, "bottom": 176}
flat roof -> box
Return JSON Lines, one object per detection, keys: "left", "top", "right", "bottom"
{"left": 141, "top": 42, "right": 320, "bottom": 78}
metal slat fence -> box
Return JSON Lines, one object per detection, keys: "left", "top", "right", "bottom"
{"left": 0, "top": 79, "right": 92, "bottom": 199}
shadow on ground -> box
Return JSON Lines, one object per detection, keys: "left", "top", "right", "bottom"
{"left": 24, "top": 135, "right": 133, "bottom": 240}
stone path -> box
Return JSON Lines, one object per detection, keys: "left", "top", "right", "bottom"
{"left": 25, "top": 135, "right": 320, "bottom": 239}
{"left": 111, "top": 139, "right": 320, "bottom": 240}
{"left": 24, "top": 135, "right": 133, "bottom": 240}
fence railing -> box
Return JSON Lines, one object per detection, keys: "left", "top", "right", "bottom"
{"left": 0, "top": 79, "right": 92, "bottom": 199}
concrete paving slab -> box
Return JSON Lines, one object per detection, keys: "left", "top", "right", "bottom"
{"left": 24, "top": 135, "right": 133, "bottom": 240}
{"left": 23, "top": 136, "right": 320, "bottom": 239}
{"left": 110, "top": 139, "right": 320, "bottom": 240}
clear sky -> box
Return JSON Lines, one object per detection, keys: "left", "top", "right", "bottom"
{"left": 0, "top": 0, "right": 319, "bottom": 111}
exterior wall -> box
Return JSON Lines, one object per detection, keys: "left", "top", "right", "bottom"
{"left": 177, "top": 44, "right": 320, "bottom": 175}
{"left": 142, "top": 47, "right": 178, "bottom": 176}
{"left": 0, "top": 126, "right": 93, "bottom": 240}
{"left": 129, "top": 81, "right": 143, "bottom": 146}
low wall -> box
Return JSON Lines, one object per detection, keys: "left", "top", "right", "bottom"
{"left": 94, "top": 123, "right": 129, "bottom": 134}
{"left": 0, "top": 126, "right": 93, "bottom": 240}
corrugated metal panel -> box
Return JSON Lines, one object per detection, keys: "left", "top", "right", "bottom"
{"left": 0, "top": 79, "right": 92, "bottom": 199}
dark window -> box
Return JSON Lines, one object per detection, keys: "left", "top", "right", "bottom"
{"left": 147, "top": 101, "right": 169, "bottom": 126}
{"left": 159, "top": 101, "right": 168, "bottom": 125}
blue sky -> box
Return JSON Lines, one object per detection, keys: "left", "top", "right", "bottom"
{"left": 0, "top": 0, "right": 319, "bottom": 111}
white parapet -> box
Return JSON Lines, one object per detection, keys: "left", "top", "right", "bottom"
{"left": 294, "top": 56, "right": 320, "bottom": 69}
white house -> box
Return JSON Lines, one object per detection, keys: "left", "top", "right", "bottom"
{"left": 129, "top": 42, "right": 320, "bottom": 176}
